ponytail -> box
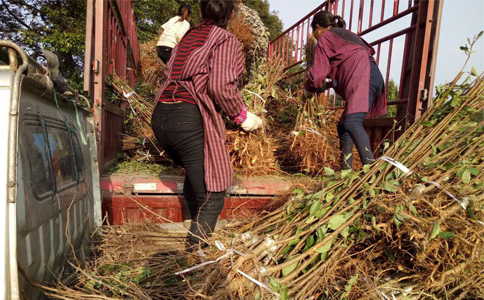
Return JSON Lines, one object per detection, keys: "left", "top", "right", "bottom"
{"left": 311, "top": 11, "right": 346, "bottom": 30}
{"left": 333, "top": 15, "right": 346, "bottom": 28}
{"left": 177, "top": 5, "right": 191, "bottom": 22}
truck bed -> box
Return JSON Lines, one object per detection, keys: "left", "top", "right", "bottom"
{"left": 101, "top": 173, "right": 308, "bottom": 225}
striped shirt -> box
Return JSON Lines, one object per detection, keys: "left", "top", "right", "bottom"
{"left": 159, "top": 25, "right": 212, "bottom": 104}
{"left": 153, "top": 23, "right": 246, "bottom": 192}
{"left": 305, "top": 27, "right": 387, "bottom": 118}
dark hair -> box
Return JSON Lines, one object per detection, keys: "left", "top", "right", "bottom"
{"left": 199, "top": 0, "right": 236, "bottom": 28}
{"left": 311, "top": 11, "right": 346, "bottom": 30}
{"left": 178, "top": 4, "right": 192, "bottom": 22}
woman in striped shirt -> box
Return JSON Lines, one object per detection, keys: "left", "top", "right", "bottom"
{"left": 305, "top": 11, "right": 387, "bottom": 170}
{"left": 151, "top": 0, "right": 262, "bottom": 247}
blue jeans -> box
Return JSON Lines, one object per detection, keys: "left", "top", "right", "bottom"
{"left": 338, "top": 60, "right": 384, "bottom": 170}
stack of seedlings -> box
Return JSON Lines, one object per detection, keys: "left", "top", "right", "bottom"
{"left": 226, "top": 55, "right": 287, "bottom": 176}
{"left": 110, "top": 75, "right": 165, "bottom": 163}
{"left": 231, "top": 3, "right": 270, "bottom": 82}
{"left": 139, "top": 36, "right": 166, "bottom": 89}
{"left": 181, "top": 66, "right": 484, "bottom": 299}
{"left": 227, "top": 14, "right": 255, "bottom": 63}
{"left": 290, "top": 93, "right": 341, "bottom": 173}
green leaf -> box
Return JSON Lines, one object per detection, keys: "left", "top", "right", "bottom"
{"left": 450, "top": 96, "right": 461, "bottom": 107}
{"left": 279, "top": 288, "right": 288, "bottom": 300}
{"left": 341, "top": 274, "right": 359, "bottom": 299}
{"left": 315, "top": 207, "right": 330, "bottom": 219}
{"left": 316, "top": 239, "right": 333, "bottom": 254}
{"left": 408, "top": 203, "right": 418, "bottom": 216}
{"left": 325, "top": 192, "right": 335, "bottom": 202}
{"left": 306, "top": 190, "right": 323, "bottom": 200}
{"left": 310, "top": 200, "right": 321, "bottom": 217}
{"left": 340, "top": 226, "right": 350, "bottom": 238}
{"left": 438, "top": 231, "right": 455, "bottom": 239}
{"left": 305, "top": 235, "right": 315, "bottom": 250}
{"left": 269, "top": 277, "right": 282, "bottom": 291}
{"left": 471, "top": 66, "right": 478, "bottom": 77}
{"left": 317, "top": 225, "right": 328, "bottom": 241}
{"left": 469, "top": 167, "right": 480, "bottom": 176}
{"left": 305, "top": 215, "right": 315, "bottom": 224}
{"left": 383, "top": 182, "right": 398, "bottom": 192}
{"left": 328, "top": 214, "right": 346, "bottom": 230}
{"left": 348, "top": 274, "right": 359, "bottom": 285}
{"left": 293, "top": 188, "right": 304, "bottom": 198}
{"left": 288, "top": 238, "right": 300, "bottom": 247}
{"left": 324, "top": 167, "right": 335, "bottom": 176}
{"left": 371, "top": 215, "right": 379, "bottom": 231}
{"left": 369, "top": 174, "right": 376, "bottom": 184}
{"left": 430, "top": 221, "right": 440, "bottom": 239}
{"left": 393, "top": 214, "right": 405, "bottom": 228}
{"left": 282, "top": 260, "right": 299, "bottom": 276}
{"left": 462, "top": 169, "right": 471, "bottom": 184}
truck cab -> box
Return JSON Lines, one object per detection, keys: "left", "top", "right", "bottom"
{"left": 0, "top": 41, "right": 101, "bottom": 300}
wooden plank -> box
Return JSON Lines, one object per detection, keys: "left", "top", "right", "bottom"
{"left": 83, "top": 0, "right": 94, "bottom": 95}
{"left": 103, "top": 98, "right": 125, "bottom": 117}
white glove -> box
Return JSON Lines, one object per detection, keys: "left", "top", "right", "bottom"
{"left": 241, "top": 111, "right": 263, "bottom": 132}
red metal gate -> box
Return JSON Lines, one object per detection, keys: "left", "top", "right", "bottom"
{"left": 83, "top": 0, "right": 140, "bottom": 172}
{"left": 268, "top": 0, "right": 443, "bottom": 154}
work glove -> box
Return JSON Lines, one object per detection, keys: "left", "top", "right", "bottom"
{"left": 313, "top": 79, "right": 338, "bottom": 94}
{"left": 241, "top": 111, "right": 263, "bottom": 132}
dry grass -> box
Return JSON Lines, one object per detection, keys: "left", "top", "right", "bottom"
{"left": 139, "top": 38, "right": 166, "bottom": 88}
{"left": 227, "top": 15, "right": 254, "bottom": 63}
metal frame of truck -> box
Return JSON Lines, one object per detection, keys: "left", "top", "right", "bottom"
{"left": 83, "top": 0, "right": 443, "bottom": 226}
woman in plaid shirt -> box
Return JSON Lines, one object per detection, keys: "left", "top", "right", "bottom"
{"left": 305, "top": 11, "right": 387, "bottom": 170}
{"left": 151, "top": 0, "right": 262, "bottom": 247}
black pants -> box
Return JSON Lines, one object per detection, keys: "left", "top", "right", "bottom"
{"left": 338, "top": 60, "right": 384, "bottom": 170}
{"left": 151, "top": 102, "right": 225, "bottom": 246}
{"left": 156, "top": 46, "right": 173, "bottom": 64}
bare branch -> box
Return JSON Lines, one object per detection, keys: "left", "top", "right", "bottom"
{"left": 0, "top": 0, "right": 37, "bottom": 31}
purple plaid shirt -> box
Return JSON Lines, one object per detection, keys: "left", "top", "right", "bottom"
{"left": 153, "top": 24, "right": 246, "bottom": 192}
{"left": 306, "top": 28, "right": 387, "bottom": 118}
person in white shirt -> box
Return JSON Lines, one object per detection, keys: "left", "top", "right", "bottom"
{"left": 157, "top": 4, "right": 192, "bottom": 64}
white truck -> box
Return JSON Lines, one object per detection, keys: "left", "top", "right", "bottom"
{"left": 0, "top": 41, "right": 101, "bottom": 300}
